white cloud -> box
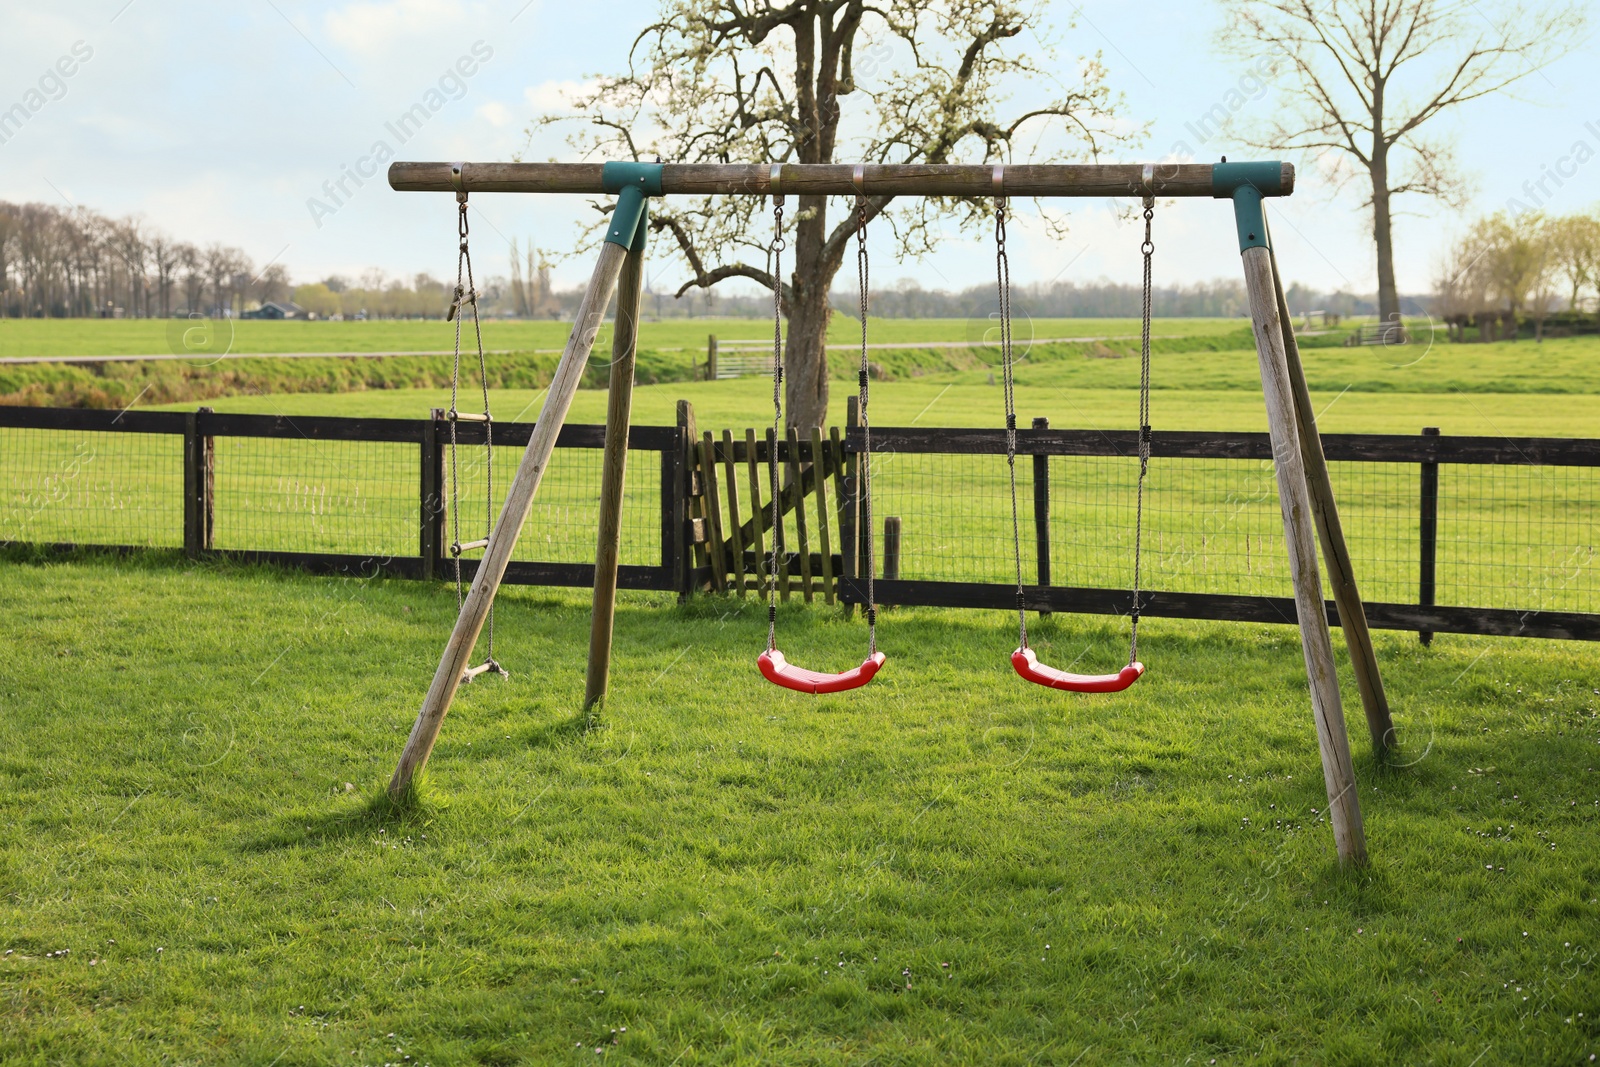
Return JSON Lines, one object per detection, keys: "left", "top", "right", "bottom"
{"left": 524, "top": 79, "right": 591, "bottom": 113}
{"left": 476, "top": 100, "right": 512, "bottom": 127}
{"left": 323, "top": 0, "right": 478, "bottom": 58}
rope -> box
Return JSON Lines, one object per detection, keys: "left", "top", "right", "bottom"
{"left": 449, "top": 191, "right": 501, "bottom": 676}
{"left": 856, "top": 192, "right": 877, "bottom": 653}
{"left": 766, "top": 197, "right": 785, "bottom": 653}
{"left": 996, "top": 197, "right": 1028, "bottom": 649}
{"left": 1129, "top": 195, "right": 1155, "bottom": 664}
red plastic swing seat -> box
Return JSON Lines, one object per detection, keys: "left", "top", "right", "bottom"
{"left": 1011, "top": 647, "right": 1144, "bottom": 694}
{"left": 758, "top": 649, "right": 886, "bottom": 694}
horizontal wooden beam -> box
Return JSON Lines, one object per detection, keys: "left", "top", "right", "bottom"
{"left": 841, "top": 427, "right": 1600, "bottom": 466}
{"left": 389, "top": 161, "right": 1294, "bottom": 199}
{"left": 844, "top": 579, "right": 1600, "bottom": 642}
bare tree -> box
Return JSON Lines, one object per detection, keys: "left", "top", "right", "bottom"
{"left": 256, "top": 262, "right": 292, "bottom": 306}
{"left": 177, "top": 243, "right": 204, "bottom": 315}
{"left": 546, "top": 0, "right": 1126, "bottom": 429}
{"left": 150, "top": 235, "right": 181, "bottom": 317}
{"left": 0, "top": 202, "right": 17, "bottom": 317}
{"left": 1218, "top": 0, "right": 1585, "bottom": 326}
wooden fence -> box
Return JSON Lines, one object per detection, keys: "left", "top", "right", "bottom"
{"left": 3, "top": 402, "right": 1597, "bottom": 642}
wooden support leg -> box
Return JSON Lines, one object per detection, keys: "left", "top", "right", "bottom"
{"left": 389, "top": 240, "right": 631, "bottom": 797}
{"left": 1266, "top": 237, "right": 1397, "bottom": 760}
{"left": 583, "top": 240, "right": 647, "bottom": 714}
{"left": 1242, "top": 243, "right": 1368, "bottom": 866}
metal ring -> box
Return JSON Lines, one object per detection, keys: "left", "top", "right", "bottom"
{"left": 993, "top": 164, "right": 1005, "bottom": 198}
{"left": 769, "top": 163, "right": 783, "bottom": 204}
{"left": 450, "top": 162, "right": 466, "bottom": 196}
{"left": 852, "top": 163, "right": 865, "bottom": 197}
{"left": 1141, "top": 163, "right": 1154, "bottom": 194}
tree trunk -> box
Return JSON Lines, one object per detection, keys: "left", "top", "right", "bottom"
{"left": 784, "top": 191, "right": 833, "bottom": 432}
{"left": 1370, "top": 145, "right": 1401, "bottom": 327}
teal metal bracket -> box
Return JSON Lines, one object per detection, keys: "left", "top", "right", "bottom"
{"left": 601, "top": 162, "right": 662, "bottom": 250}
{"left": 1212, "top": 161, "right": 1286, "bottom": 254}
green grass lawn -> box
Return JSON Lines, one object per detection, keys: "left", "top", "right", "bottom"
{"left": 0, "top": 316, "right": 1247, "bottom": 359}
{"left": 0, "top": 555, "right": 1597, "bottom": 1065}
{"left": 2, "top": 319, "right": 1599, "bottom": 1062}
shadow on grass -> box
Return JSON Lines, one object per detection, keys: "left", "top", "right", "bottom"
{"left": 239, "top": 781, "right": 445, "bottom": 853}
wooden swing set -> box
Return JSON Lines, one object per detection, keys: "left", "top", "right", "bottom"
{"left": 383, "top": 159, "right": 1396, "bottom": 866}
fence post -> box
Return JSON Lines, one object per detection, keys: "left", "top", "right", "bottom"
{"left": 1031, "top": 415, "right": 1052, "bottom": 617}
{"left": 1419, "top": 426, "right": 1440, "bottom": 646}
{"left": 707, "top": 334, "right": 718, "bottom": 381}
{"left": 199, "top": 406, "right": 215, "bottom": 550}
{"left": 420, "top": 407, "right": 444, "bottom": 580}
{"left": 183, "top": 408, "right": 202, "bottom": 559}
{"left": 883, "top": 516, "right": 901, "bottom": 581}
{"left": 676, "top": 400, "right": 700, "bottom": 602}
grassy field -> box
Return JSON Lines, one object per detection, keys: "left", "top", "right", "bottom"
{"left": 2, "top": 320, "right": 1598, "bottom": 1062}
{"left": 159, "top": 333, "right": 1600, "bottom": 438}
{"left": 0, "top": 316, "right": 1248, "bottom": 359}
{"left": 0, "top": 556, "right": 1597, "bottom": 1065}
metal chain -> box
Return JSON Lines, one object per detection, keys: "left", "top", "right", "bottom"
{"left": 996, "top": 197, "right": 1028, "bottom": 649}
{"left": 766, "top": 197, "right": 785, "bottom": 652}
{"left": 1129, "top": 195, "right": 1155, "bottom": 664}
{"left": 856, "top": 192, "right": 877, "bottom": 653}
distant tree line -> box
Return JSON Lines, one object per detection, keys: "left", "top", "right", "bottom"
{"left": 0, "top": 195, "right": 1438, "bottom": 325}
{"left": 1435, "top": 209, "right": 1600, "bottom": 341}
{"left": 0, "top": 199, "right": 286, "bottom": 320}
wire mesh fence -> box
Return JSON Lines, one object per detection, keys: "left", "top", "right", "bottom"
{"left": 0, "top": 425, "right": 183, "bottom": 548}
{"left": 211, "top": 436, "right": 418, "bottom": 557}
{"left": 446, "top": 442, "right": 664, "bottom": 568}
{"left": 1, "top": 405, "right": 1596, "bottom": 640}
{"left": 866, "top": 455, "right": 1466, "bottom": 605}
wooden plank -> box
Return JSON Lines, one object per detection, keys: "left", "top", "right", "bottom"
{"left": 810, "top": 427, "right": 835, "bottom": 604}
{"left": 676, "top": 401, "right": 700, "bottom": 600}
{"left": 459, "top": 559, "right": 675, "bottom": 591}
{"left": 585, "top": 237, "right": 646, "bottom": 712}
{"left": 848, "top": 579, "right": 1600, "bottom": 641}
{"left": 772, "top": 428, "right": 791, "bottom": 602}
{"left": 448, "top": 421, "right": 678, "bottom": 451}
{"left": 788, "top": 428, "right": 814, "bottom": 603}
{"left": 200, "top": 411, "right": 424, "bottom": 443}
{"left": 389, "top": 160, "right": 1294, "bottom": 199}
{"left": 1243, "top": 242, "right": 1366, "bottom": 866}
{"left": 721, "top": 430, "right": 746, "bottom": 596}
{"left": 840, "top": 426, "right": 1600, "bottom": 466}
{"left": 700, "top": 431, "right": 729, "bottom": 594}
{"left": 1268, "top": 230, "right": 1396, "bottom": 761}
{"left": 0, "top": 406, "right": 187, "bottom": 434}
{"left": 745, "top": 428, "right": 767, "bottom": 599}
{"left": 389, "top": 239, "right": 630, "bottom": 799}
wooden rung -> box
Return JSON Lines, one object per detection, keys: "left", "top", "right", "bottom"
{"left": 448, "top": 410, "right": 491, "bottom": 423}
{"left": 451, "top": 538, "right": 490, "bottom": 554}
{"left": 460, "top": 659, "right": 506, "bottom": 684}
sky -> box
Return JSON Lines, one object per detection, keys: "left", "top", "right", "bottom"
{"left": 1, "top": 0, "right": 1595, "bottom": 301}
